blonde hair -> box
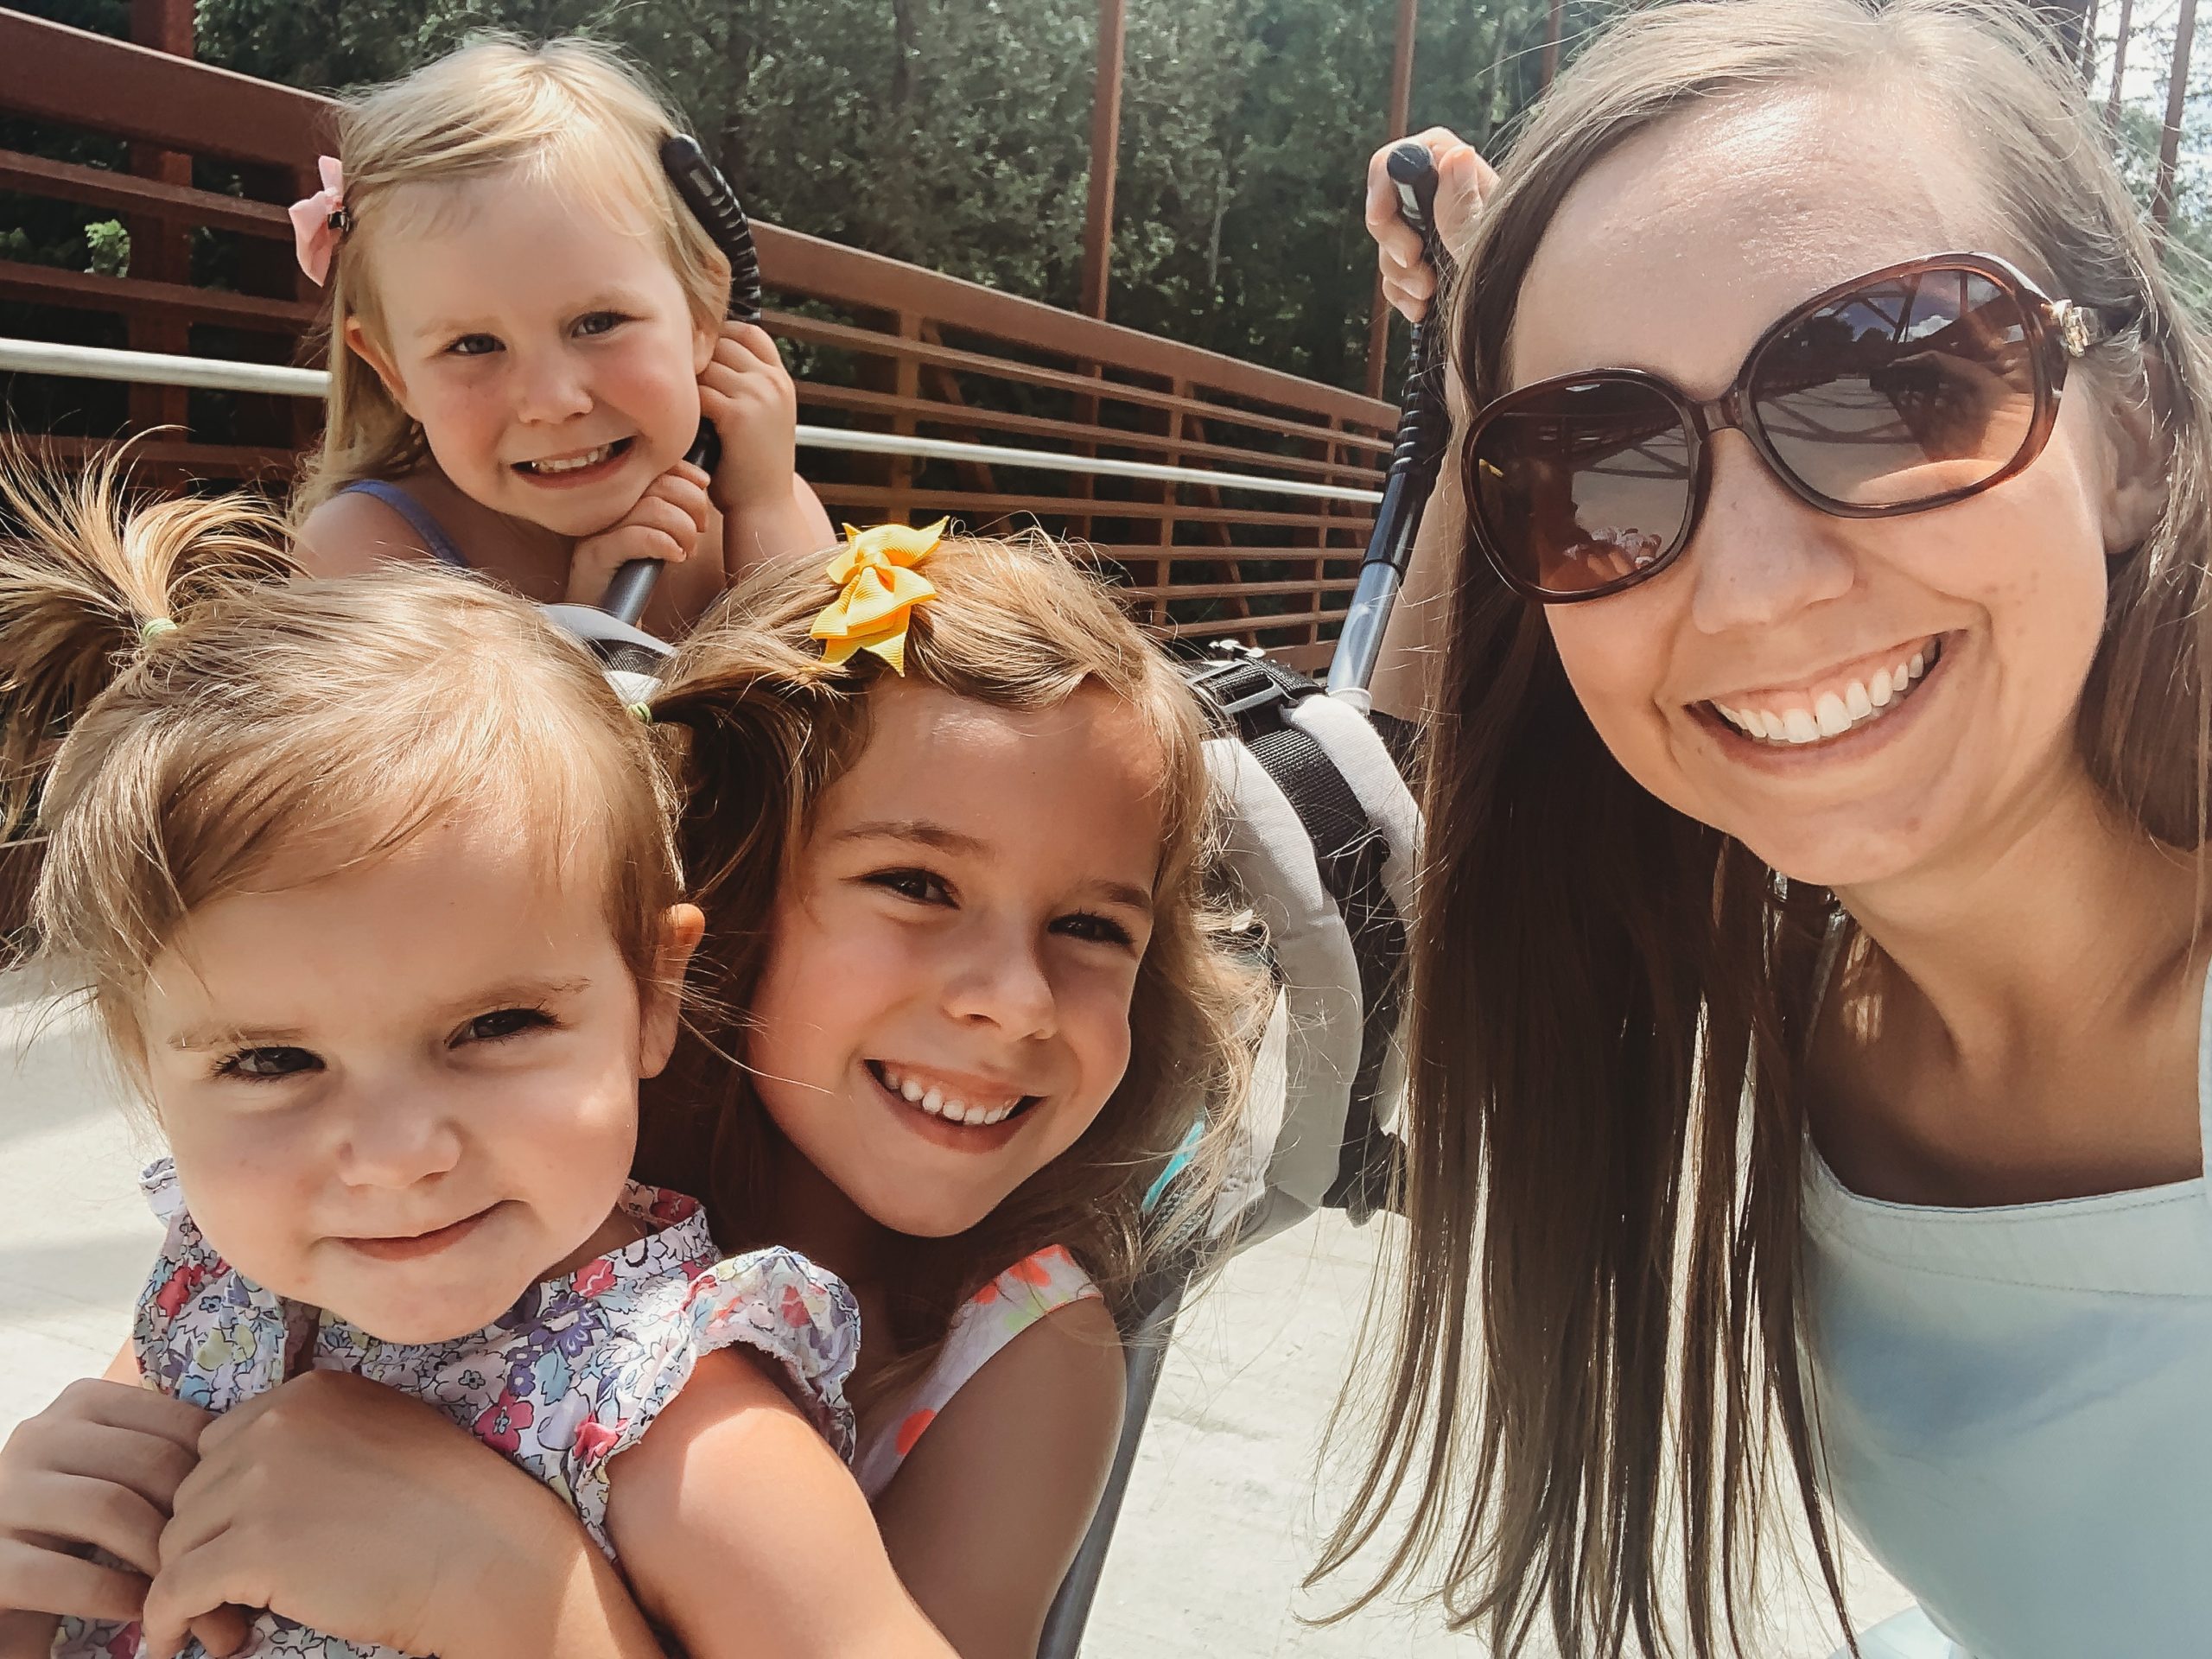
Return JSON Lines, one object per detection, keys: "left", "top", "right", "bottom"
{"left": 641, "top": 533, "right": 1267, "bottom": 1385}
{"left": 1323, "top": 2, "right": 2212, "bottom": 1656}
{"left": 0, "top": 452, "right": 683, "bottom": 1064}
{"left": 294, "top": 35, "right": 731, "bottom": 513}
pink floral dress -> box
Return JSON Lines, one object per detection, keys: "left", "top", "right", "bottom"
{"left": 851, "top": 1243, "right": 1102, "bottom": 1499}
{"left": 54, "top": 1160, "right": 861, "bottom": 1659}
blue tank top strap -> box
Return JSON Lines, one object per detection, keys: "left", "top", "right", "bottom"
{"left": 336, "top": 479, "right": 470, "bottom": 570}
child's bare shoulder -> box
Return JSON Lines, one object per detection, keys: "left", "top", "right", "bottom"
{"left": 296, "top": 488, "right": 433, "bottom": 576}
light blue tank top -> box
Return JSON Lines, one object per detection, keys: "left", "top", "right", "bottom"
{"left": 1802, "top": 956, "right": 2212, "bottom": 1658}
{"left": 336, "top": 479, "right": 470, "bottom": 570}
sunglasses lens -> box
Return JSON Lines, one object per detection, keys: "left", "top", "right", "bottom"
{"left": 1751, "top": 268, "right": 2038, "bottom": 509}
{"left": 1471, "top": 378, "right": 1692, "bottom": 597}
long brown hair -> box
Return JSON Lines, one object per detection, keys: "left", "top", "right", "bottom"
{"left": 1318, "top": 2, "right": 2212, "bottom": 1654}
{"left": 641, "top": 532, "right": 1266, "bottom": 1387}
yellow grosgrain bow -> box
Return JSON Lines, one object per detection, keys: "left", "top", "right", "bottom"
{"left": 810, "top": 518, "right": 946, "bottom": 676}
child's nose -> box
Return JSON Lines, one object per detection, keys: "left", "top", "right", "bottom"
{"left": 512, "top": 350, "right": 594, "bottom": 425}
{"left": 942, "top": 928, "right": 1058, "bottom": 1040}
{"left": 334, "top": 1090, "right": 465, "bottom": 1189}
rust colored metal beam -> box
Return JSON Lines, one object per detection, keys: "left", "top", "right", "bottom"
{"left": 823, "top": 486, "right": 1355, "bottom": 530}
{"left": 1366, "top": 0, "right": 1420, "bottom": 401}
{"left": 2106, "top": 0, "right": 2135, "bottom": 129}
{"left": 0, "top": 260, "right": 317, "bottom": 330}
{"left": 1079, "top": 0, "right": 1127, "bottom": 320}
{"left": 1543, "top": 0, "right": 1565, "bottom": 86}
{"left": 2153, "top": 0, "right": 2199, "bottom": 231}
{"left": 751, "top": 223, "right": 1395, "bottom": 431}
{"left": 796, "top": 384, "right": 1385, "bottom": 483}
{"left": 772, "top": 309, "right": 1393, "bottom": 453}
{"left": 0, "top": 12, "right": 332, "bottom": 168}
{"left": 0, "top": 151, "right": 292, "bottom": 237}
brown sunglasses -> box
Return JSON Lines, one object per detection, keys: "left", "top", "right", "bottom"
{"left": 1465, "top": 252, "right": 2125, "bottom": 604}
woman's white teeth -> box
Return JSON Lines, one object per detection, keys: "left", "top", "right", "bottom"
{"left": 524, "top": 442, "right": 614, "bottom": 474}
{"left": 1714, "top": 641, "right": 1938, "bottom": 747}
{"left": 877, "top": 1064, "right": 1021, "bottom": 1127}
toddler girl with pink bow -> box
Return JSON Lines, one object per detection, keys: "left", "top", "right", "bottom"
{"left": 287, "top": 35, "right": 830, "bottom": 635}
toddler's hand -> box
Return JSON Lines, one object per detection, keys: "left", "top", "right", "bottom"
{"left": 567, "top": 460, "right": 711, "bottom": 610}
{"left": 0, "top": 1378, "right": 209, "bottom": 1637}
{"left": 144, "top": 1371, "right": 587, "bottom": 1659}
{"left": 1363, "top": 128, "right": 1497, "bottom": 323}
{"left": 698, "top": 322, "right": 801, "bottom": 515}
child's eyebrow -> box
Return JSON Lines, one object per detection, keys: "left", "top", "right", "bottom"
{"left": 166, "top": 977, "right": 594, "bottom": 1052}
{"left": 1082, "top": 880, "right": 1154, "bottom": 916}
{"left": 168, "top": 1020, "right": 306, "bottom": 1053}
{"left": 836, "top": 819, "right": 1154, "bottom": 913}
{"left": 833, "top": 818, "right": 988, "bottom": 856}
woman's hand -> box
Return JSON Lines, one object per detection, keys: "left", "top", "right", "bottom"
{"left": 0, "top": 1376, "right": 210, "bottom": 1646}
{"left": 566, "top": 460, "right": 712, "bottom": 609}
{"left": 143, "top": 1372, "right": 662, "bottom": 1659}
{"left": 1364, "top": 127, "right": 1497, "bottom": 322}
{"left": 699, "top": 322, "right": 802, "bottom": 516}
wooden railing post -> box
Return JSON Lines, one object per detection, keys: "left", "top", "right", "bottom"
{"left": 125, "top": 0, "right": 193, "bottom": 431}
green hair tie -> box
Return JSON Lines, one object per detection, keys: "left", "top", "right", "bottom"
{"left": 627, "top": 702, "right": 653, "bottom": 724}
{"left": 138, "top": 617, "right": 179, "bottom": 645}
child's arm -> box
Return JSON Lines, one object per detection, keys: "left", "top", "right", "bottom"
{"left": 871, "top": 1299, "right": 1127, "bottom": 1659}
{"left": 295, "top": 489, "right": 438, "bottom": 576}
{"left": 140, "top": 1371, "right": 667, "bottom": 1659}
{"left": 699, "top": 322, "right": 836, "bottom": 582}
{"left": 606, "top": 1349, "right": 956, "bottom": 1659}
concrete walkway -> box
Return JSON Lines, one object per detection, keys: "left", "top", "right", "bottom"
{"left": 0, "top": 971, "right": 1910, "bottom": 1655}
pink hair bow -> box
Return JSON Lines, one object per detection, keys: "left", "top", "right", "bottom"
{"left": 288, "top": 156, "right": 349, "bottom": 287}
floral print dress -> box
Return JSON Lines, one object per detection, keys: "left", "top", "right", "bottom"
{"left": 55, "top": 1160, "right": 861, "bottom": 1659}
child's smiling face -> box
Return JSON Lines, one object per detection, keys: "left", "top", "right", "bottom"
{"left": 745, "top": 678, "right": 1165, "bottom": 1240}
{"left": 345, "top": 168, "right": 715, "bottom": 541}
{"left": 138, "top": 817, "right": 697, "bottom": 1344}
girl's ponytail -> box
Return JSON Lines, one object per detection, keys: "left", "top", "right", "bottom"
{"left": 0, "top": 450, "right": 296, "bottom": 838}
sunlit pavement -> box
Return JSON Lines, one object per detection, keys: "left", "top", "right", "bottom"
{"left": 1, "top": 969, "right": 1910, "bottom": 1654}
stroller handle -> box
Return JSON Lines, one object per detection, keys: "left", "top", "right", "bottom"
{"left": 601, "top": 137, "right": 768, "bottom": 628}
{"left": 1326, "top": 139, "right": 1454, "bottom": 702}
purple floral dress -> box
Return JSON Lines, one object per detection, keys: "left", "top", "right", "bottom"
{"left": 54, "top": 1160, "right": 861, "bottom": 1659}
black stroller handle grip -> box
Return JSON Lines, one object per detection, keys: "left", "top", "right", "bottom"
{"left": 1327, "top": 142, "right": 1457, "bottom": 699}
{"left": 601, "top": 137, "right": 767, "bottom": 627}
{"left": 1385, "top": 137, "right": 1446, "bottom": 264}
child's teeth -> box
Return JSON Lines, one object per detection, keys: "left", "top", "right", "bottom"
{"left": 922, "top": 1087, "right": 945, "bottom": 1116}
{"left": 901, "top": 1077, "right": 925, "bottom": 1103}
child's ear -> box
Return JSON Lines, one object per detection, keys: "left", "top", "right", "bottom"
{"left": 342, "top": 316, "right": 418, "bottom": 420}
{"left": 2101, "top": 348, "right": 2171, "bottom": 556}
{"left": 638, "top": 902, "right": 706, "bottom": 1077}
{"left": 691, "top": 315, "right": 720, "bottom": 378}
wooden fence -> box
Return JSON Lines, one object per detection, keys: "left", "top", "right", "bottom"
{"left": 0, "top": 12, "right": 1393, "bottom": 666}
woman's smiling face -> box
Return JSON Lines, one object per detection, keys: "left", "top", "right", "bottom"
{"left": 1511, "top": 84, "right": 2146, "bottom": 890}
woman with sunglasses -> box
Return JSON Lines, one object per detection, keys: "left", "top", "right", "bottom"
{"left": 1326, "top": 2, "right": 2209, "bottom": 1656}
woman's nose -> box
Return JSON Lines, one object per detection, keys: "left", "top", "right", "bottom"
{"left": 1687, "top": 435, "right": 1857, "bottom": 634}
{"left": 334, "top": 1089, "right": 465, "bottom": 1189}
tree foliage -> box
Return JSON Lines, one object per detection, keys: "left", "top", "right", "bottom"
{"left": 178, "top": 0, "right": 1591, "bottom": 392}
{"left": 13, "top": 0, "right": 2209, "bottom": 392}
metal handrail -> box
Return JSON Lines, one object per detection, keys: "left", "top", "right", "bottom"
{"left": 0, "top": 338, "right": 1385, "bottom": 507}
